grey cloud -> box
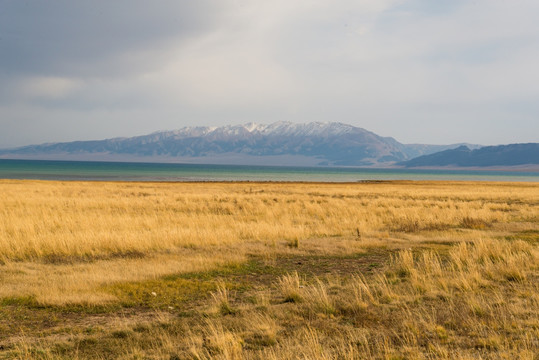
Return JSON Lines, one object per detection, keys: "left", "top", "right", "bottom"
{"left": 1, "top": 0, "right": 538, "bottom": 148}
{"left": 0, "top": 0, "right": 223, "bottom": 77}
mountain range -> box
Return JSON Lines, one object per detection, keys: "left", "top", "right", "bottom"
{"left": 400, "top": 143, "right": 539, "bottom": 168}
{"left": 3, "top": 121, "right": 535, "bottom": 168}
{"left": 0, "top": 122, "right": 481, "bottom": 167}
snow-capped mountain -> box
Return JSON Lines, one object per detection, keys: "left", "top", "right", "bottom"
{"left": 153, "top": 122, "right": 359, "bottom": 139}
{"left": 0, "top": 122, "right": 474, "bottom": 166}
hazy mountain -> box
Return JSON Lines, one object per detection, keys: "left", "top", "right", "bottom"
{"left": 0, "top": 122, "right": 478, "bottom": 166}
{"left": 400, "top": 143, "right": 539, "bottom": 168}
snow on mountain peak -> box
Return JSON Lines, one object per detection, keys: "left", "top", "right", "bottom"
{"left": 256, "top": 121, "right": 357, "bottom": 137}
{"left": 161, "top": 121, "right": 363, "bottom": 140}
{"left": 243, "top": 122, "right": 265, "bottom": 132}
{"left": 227, "top": 121, "right": 359, "bottom": 137}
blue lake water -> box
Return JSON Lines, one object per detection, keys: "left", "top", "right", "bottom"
{"left": 0, "top": 159, "right": 538, "bottom": 182}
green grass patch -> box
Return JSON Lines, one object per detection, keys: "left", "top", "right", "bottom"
{"left": 104, "top": 277, "right": 218, "bottom": 308}
{"left": 0, "top": 296, "right": 40, "bottom": 307}
{"left": 173, "top": 259, "right": 282, "bottom": 281}
{"left": 103, "top": 259, "right": 272, "bottom": 309}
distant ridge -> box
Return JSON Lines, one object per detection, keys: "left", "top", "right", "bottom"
{"left": 0, "top": 121, "right": 477, "bottom": 166}
{"left": 400, "top": 143, "right": 539, "bottom": 168}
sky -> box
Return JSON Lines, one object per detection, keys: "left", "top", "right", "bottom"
{"left": 1, "top": 0, "right": 538, "bottom": 148}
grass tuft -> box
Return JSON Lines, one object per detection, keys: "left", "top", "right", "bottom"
{"left": 277, "top": 271, "right": 303, "bottom": 303}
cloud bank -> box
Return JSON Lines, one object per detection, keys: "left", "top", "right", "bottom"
{"left": 1, "top": 0, "right": 538, "bottom": 147}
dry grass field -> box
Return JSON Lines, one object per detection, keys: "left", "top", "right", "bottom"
{"left": 0, "top": 179, "right": 537, "bottom": 359}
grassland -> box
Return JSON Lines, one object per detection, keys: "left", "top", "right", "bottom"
{"left": 0, "top": 179, "right": 537, "bottom": 359}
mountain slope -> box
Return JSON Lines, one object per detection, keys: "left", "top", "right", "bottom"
{"left": 0, "top": 122, "right": 475, "bottom": 166}
{"left": 400, "top": 143, "right": 539, "bottom": 168}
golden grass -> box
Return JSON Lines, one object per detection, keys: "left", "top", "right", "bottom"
{"left": 0, "top": 179, "right": 534, "bottom": 305}
{"left": 0, "top": 179, "right": 538, "bottom": 359}
{"left": 2, "top": 180, "right": 537, "bottom": 261}
{"left": 176, "top": 238, "right": 537, "bottom": 359}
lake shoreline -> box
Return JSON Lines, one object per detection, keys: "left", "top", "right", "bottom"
{"left": 1, "top": 159, "right": 538, "bottom": 182}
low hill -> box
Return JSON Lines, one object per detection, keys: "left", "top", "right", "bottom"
{"left": 401, "top": 143, "right": 539, "bottom": 168}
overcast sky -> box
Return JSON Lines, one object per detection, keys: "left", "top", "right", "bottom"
{"left": 1, "top": 0, "right": 538, "bottom": 148}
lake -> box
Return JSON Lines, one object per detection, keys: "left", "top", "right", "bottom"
{"left": 1, "top": 159, "right": 538, "bottom": 182}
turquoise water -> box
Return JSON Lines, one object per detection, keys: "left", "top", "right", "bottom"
{"left": 0, "top": 159, "right": 538, "bottom": 182}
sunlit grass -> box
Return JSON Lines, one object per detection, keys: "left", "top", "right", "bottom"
{"left": 1, "top": 180, "right": 536, "bottom": 262}
{"left": 0, "top": 180, "right": 537, "bottom": 359}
